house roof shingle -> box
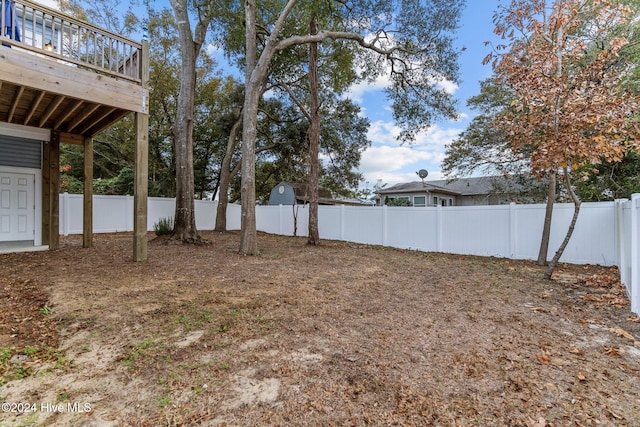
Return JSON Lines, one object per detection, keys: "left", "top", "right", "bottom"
{"left": 377, "top": 176, "right": 527, "bottom": 197}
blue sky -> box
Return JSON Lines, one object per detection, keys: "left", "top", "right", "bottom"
{"left": 353, "top": 1, "right": 503, "bottom": 189}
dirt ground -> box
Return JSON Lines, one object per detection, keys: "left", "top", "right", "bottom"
{"left": 1, "top": 231, "right": 639, "bottom": 426}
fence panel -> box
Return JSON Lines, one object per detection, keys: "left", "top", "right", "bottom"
{"left": 440, "top": 205, "right": 511, "bottom": 258}
{"left": 147, "top": 197, "right": 175, "bottom": 230}
{"left": 512, "top": 205, "right": 545, "bottom": 260}
{"left": 341, "top": 206, "right": 384, "bottom": 245}
{"left": 318, "top": 205, "right": 342, "bottom": 240}
{"left": 93, "top": 195, "right": 131, "bottom": 233}
{"left": 194, "top": 200, "right": 216, "bottom": 230}
{"left": 385, "top": 207, "right": 438, "bottom": 252}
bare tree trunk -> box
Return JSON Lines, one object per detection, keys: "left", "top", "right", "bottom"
{"left": 544, "top": 171, "right": 581, "bottom": 279}
{"left": 171, "top": 45, "right": 201, "bottom": 242}
{"left": 538, "top": 22, "right": 565, "bottom": 264}
{"left": 240, "top": 0, "right": 259, "bottom": 255}
{"left": 537, "top": 172, "right": 556, "bottom": 265}
{"left": 215, "top": 115, "right": 242, "bottom": 232}
{"left": 292, "top": 204, "right": 299, "bottom": 237}
{"left": 239, "top": 0, "right": 304, "bottom": 254}
{"left": 169, "top": 0, "right": 209, "bottom": 244}
{"left": 307, "top": 13, "right": 320, "bottom": 246}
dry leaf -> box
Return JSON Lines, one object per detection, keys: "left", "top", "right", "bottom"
{"left": 609, "top": 409, "right": 623, "bottom": 420}
{"left": 610, "top": 327, "right": 635, "bottom": 340}
{"left": 537, "top": 354, "right": 550, "bottom": 364}
{"left": 577, "top": 372, "right": 586, "bottom": 381}
{"left": 569, "top": 348, "right": 584, "bottom": 355}
{"left": 603, "top": 346, "right": 621, "bottom": 357}
{"left": 627, "top": 316, "right": 640, "bottom": 323}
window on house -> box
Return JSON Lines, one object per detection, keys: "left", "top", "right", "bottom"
{"left": 432, "top": 196, "right": 438, "bottom": 206}
{"left": 413, "top": 196, "right": 426, "bottom": 207}
{"left": 448, "top": 199, "right": 453, "bottom": 206}
{"left": 385, "top": 196, "right": 412, "bottom": 206}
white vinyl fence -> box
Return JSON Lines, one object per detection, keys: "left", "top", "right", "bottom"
{"left": 58, "top": 193, "right": 640, "bottom": 314}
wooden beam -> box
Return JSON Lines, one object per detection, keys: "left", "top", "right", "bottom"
{"left": 8, "top": 86, "right": 25, "bottom": 123}
{"left": 66, "top": 104, "right": 100, "bottom": 133}
{"left": 87, "top": 109, "right": 130, "bottom": 137}
{"left": 49, "top": 130, "right": 60, "bottom": 249}
{"left": 54, "top": 99, "right": 84, "bottom": 129}
{"left": 24, "top": 91, "right": 46, "bottom": 126}
{"left": 79, "top": 107, "right": 116, "bottom": 135}
{"left": 0, "top": 48, "right": 148, "bottom": 114}
{"left": 133, "top": 39, "right": 149, "bottom": 262}
{"left": 83, "top": 137, "right": 94, "bottom": 248}
{"left": 134, "top": 110, "right": 148, "bottom": 262}
{"left": 59, "top": 132, "right": 85, "bottom": 145}
{"left": 39, "top": 95, "right": 65, "bottom": 128}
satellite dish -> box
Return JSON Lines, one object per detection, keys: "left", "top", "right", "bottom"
{"left": 417, "top": 169, "right": 429, "bottom": 187}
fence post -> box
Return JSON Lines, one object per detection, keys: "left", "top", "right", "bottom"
{"left": 436, "top": 204, "right": 442, "bottom": 252}
{"left": 509, "top": 203, "right": 517, "bottom": 258}
{"left": 631, "top": 194, "right": 639, "bottom": 315}
{"left": 340, "top": 204, "right": 345, "bottom": 241}
{"left": 61, "top": 192, "right": 69, "bottom": 236}
{"left": 382, "top": 205, "right": 388, "bottom": 246}
{"left": 615, "top": 199, "right": 627, "bottom": 283}
{"left": 127, "top": 195, "right": 134, "bottom": 232}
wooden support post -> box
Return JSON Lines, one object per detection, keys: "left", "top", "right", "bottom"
{"left": 49, "top": 130, "right": 60, "bottom": 249}
{"left": 133, "top": 38, "right": 150, "bottom": 262}
{"left": 42, "top": 140, "right": 51, "bottom": 246}
{"left": 83, "top": 136, "right": 94, "bottom": 248}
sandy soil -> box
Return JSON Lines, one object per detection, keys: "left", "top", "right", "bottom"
{"left": 1, "top": 231, "right": 639, "bottom": 426}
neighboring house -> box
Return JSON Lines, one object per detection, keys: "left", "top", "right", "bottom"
{"left": 376, "top": 176, "right": 546, "bottom": 207}
{"left": 0, "top": 0, "right": 149, "bottom": 260}
{"left": 268, "top": 182, "right": 369, "bottom": 206}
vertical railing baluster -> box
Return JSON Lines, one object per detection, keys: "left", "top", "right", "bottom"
{"left": 4, "top": 0, "right": 140, "bottom": 81}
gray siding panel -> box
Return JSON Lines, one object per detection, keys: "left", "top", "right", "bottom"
{"left": 0, "top": 135, "right": 42, "bottom": 169}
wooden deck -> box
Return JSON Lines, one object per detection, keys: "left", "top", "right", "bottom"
{"left": 0, "top": 0, "right": 147, "bottom": 137}
{"left": 1, "top": 0, "right": 149, "bottom": 261}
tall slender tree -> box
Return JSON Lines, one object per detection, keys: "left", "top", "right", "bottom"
{"left": 168, "top": 0, "right": 217, "bottom": 243}
{"left": 489, "top": 0, "right": 640, "bottom": 278}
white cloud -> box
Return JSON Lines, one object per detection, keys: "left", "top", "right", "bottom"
{"left": 360, "top": 145, "right": 435, "bottom": 174}
{"left": 412, "top": 126, "right": 463, "bottom": 149}
{"left": 437, "top": 79, "right": 459, "bottom": 95}
{"left": 367, "top": 120, "right": 463, "bottom": 150}
{"left": 346, "top": 74, "right": 390, "bottom": 104}
{"left": 356, "top": 119, "right": 464, "bottom": 188}
{"left": 367, "top": 121, "right": 402, "bottom": 146}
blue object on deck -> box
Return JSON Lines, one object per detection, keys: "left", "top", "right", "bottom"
{"left": 3, "top": 0, "right": 21, "bottom": 46}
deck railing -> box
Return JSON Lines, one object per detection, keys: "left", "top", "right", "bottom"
{"left": 1, "top": 0, "right": 142, "bottom": 83}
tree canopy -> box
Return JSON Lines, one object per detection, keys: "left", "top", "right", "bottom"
{"left": 488, "top": 0, "right": 640, "bottom": 278}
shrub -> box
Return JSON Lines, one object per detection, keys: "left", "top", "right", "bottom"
{"left": 385, "top": 197, "right": 413, "bottom": 207}
{"left": 154, "top": 217, "right": 173, "bottom": 236}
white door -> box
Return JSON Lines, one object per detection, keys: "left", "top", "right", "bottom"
{"left": 0, "top": 172, "right": 35, "bottom": 242}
